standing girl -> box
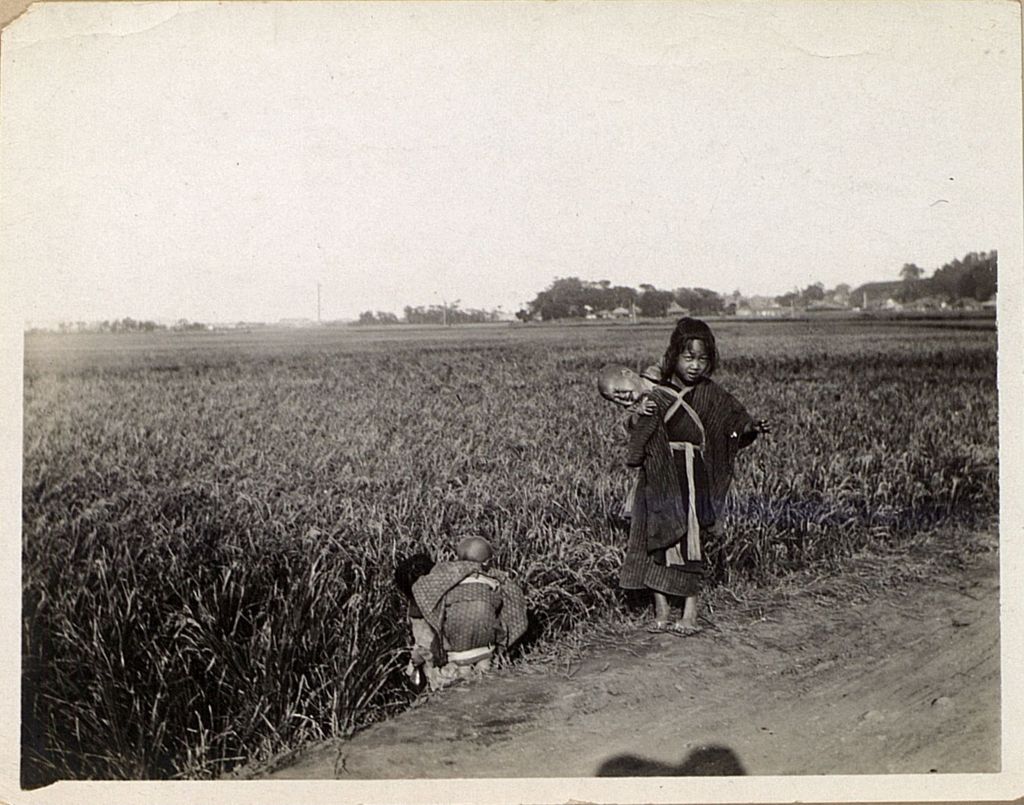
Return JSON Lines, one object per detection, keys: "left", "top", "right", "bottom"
{"left": 620, "top": 317, "right": 770, "bottom": 635}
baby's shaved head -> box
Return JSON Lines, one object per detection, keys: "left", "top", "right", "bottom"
{"left": 597, "top": 365, "right": 643, "bottom": 401}
{"left": 457, "top": 536, "right": 493, "bottom": 564}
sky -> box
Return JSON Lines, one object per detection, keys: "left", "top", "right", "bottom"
{"left": 1, "top": 0, "right": 1021, "bottom": 324}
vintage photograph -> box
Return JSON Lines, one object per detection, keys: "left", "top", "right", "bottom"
{"left": 2, "top": 1, "right": 1020, "bottom": 802}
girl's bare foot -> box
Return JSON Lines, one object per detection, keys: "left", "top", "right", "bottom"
{"left": 653, "top": 592, "right": 672, "bottom": 623}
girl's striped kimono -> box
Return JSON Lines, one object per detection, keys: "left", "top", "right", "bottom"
{"left": 619, "top": 378, "right": 755, "bottom": 597}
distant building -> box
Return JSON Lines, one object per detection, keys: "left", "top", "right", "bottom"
{"left": 830, "top": 287, "right": 852, "bottom": 306}
{"left": 610, "top": 306, "right": 631, "bottom": 319}
{"left": 665, "top": 301, "right": 687, "bottom": 317}
{"left": 904, "top": 296, "right": 945, "bottom": 311}
{"left": 851, "top": 281, "right": 904, "bottom": 310}
{"left": 736, "top": 295, "right": 786, "bottom": 317}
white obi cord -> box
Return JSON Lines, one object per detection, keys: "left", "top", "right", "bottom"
{"left": 668, "top": 441, "right": 703, "bottom": 564}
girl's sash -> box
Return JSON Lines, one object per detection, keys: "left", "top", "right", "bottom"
{"left": 664, "top": 387, "right": 706, "bottom": 566}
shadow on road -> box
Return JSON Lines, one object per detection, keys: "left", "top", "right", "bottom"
{"left": 596, "top": 744, "right": 746, "bottom": 777}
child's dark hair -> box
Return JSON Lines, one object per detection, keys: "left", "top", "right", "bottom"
{"left": 660, "top": 317, "right": 718, "bottom": 380}
{"left": 394, "top": 552, "right": 434, "bottom": 599}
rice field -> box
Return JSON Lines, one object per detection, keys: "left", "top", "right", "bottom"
{"left": 21, "top": 318, "right": 998, "bottom": 784}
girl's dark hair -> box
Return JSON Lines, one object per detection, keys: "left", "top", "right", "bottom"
{"left": 395, "top": 552, "right": 435, "bottom": 599}
{"left": 660, "top": 317, "right": 718, "bottom": 380}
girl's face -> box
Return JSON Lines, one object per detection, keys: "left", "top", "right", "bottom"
{"left": 674, "top": 338, "right": 710, "bottom": 385}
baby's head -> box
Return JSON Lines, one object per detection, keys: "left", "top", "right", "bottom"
{"left": 598, "top": 365, "right": 646, "bottom": 408}
{"left": 456, "top": 536, "right": 493, "bottom": 567}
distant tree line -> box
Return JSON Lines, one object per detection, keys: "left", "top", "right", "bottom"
{"left": 40, "top": 318, "right": 210, "bottom": 334}
{"left": 777, "top": 251, "right": 996, "bottom": 309}
{"left": 356, "top": 303, "right": 504, "bottom": 326}
{"left": 893, "top": 251, "right": 996, "bottom": 304}
{"left": 357, "top": 311, "right": 401, "bottom": 325}
{"left": 773, "top": 282, "right": 852, "bottom": 309}
{"left": 516, "top": 277, "right": 726, "bottom": 322}
{"left": 513, "top": 249, "right": 997, "bottom": 321}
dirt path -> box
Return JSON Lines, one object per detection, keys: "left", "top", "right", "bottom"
{"left": 260, "top": 533, "right": 999, "bottom": 779}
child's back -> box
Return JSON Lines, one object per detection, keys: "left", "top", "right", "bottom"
{"left": 442, "top": 569, "right": 504, "bottom": 653}
{"left": 412, "top": 537, "right": 528, "bottom": 679}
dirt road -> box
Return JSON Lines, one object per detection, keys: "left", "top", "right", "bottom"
{"left": 259, "top": 532, "right": 999, "bottom": 779}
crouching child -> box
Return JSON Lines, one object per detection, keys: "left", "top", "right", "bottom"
{"left": 412, "top": 537, "right": 528, "bottom": 688}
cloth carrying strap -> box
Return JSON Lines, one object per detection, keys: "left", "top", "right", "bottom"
{"left": 663, "top": 387, "right": 706, "bottom": 451}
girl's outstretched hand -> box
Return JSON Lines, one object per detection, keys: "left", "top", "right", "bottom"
{"left": 754, "top": 418, "right": 772, "bottom": 435}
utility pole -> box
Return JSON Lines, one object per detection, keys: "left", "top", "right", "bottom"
{"left": 442, "top": 297, "right": 448, "bottom": 327}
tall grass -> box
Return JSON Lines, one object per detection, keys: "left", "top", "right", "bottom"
{"left": 21, "top": 321, "right": 997, "bottom": 783}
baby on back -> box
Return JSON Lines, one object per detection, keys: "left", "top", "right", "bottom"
{"left": 436, "top": 537, "right": 506, "bottom": 668}
{"left": 409, "top": 537, "right": 528, "bottom": 688}
{"left": 597, "top": 364, "right": 661, "bottom": 411}
{"left": 598, "top": 362, "right": 695, "bottom": 554}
